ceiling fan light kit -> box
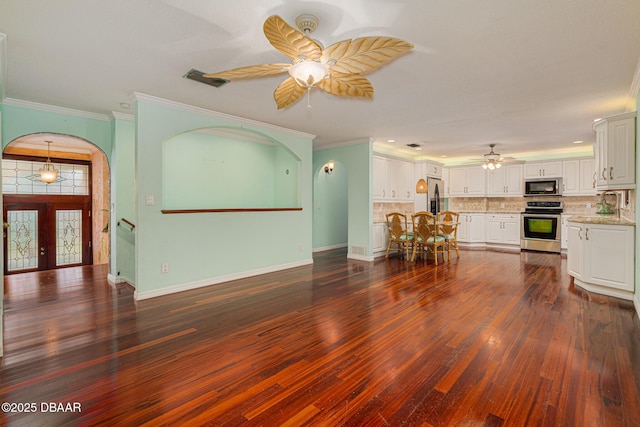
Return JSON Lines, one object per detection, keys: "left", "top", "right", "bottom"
{"left": 204, "top": 14, "right": 413, "bottom": 109}
{"left": 482, "top": 144, "right": 503, "bottom": 170}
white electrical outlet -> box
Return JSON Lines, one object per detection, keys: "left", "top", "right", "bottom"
{"left": 161, "top": 263, "right": 169, "bottom": 273}
{"left": 146, "top": 194, "right": 154, "bottom": 206}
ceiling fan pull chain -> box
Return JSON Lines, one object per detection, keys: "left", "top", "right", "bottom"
{"left": 306, "top": 87, "right": 312, "bottom": 109}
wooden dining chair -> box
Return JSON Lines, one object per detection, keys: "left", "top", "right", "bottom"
{"left": 385, "top": 212, "right": 413, "bottom": 259}
{"left": 437, "top": 210, "right": 460, "bottom": 258}
{"left": 411, "top": 211, "right": 446, "bottom": 264}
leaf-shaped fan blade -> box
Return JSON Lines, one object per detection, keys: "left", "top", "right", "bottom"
{"left": 204, "top": 63, "right": 290, "bottom": 80}
{"left": 321, "top": 37, "right": 413, "bottom": 74}
{"left": 263, "top": 15, "right": 322, "bottom": 61}
{"left": 318, "top": 73, "right": 374, "bottom": 99}
{"left": 273, "top": 77, "right": 306, "bottom": 109}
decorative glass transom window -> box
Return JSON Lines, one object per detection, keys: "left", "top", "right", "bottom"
{"left": 2, "top": 159, "right": 89, "bottom": 195}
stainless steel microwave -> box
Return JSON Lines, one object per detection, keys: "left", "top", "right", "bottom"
{"left": 523, "top": 177, "right": 562, "bottom": 196}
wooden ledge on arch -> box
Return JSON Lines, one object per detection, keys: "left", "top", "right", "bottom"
{"left": 161, "top": 207, "right": 303, "bottom": 214}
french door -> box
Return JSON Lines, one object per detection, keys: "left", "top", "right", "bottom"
{"left": 3, "top": 198, "right": 91, "bottom": 274}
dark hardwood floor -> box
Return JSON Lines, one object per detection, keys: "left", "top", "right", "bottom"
{"left": 1, "top": 249, "right": 640, "bottom": 426}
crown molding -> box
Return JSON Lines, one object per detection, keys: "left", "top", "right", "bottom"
{"left": 111, "top": 111, "right": 135, "bottom": 121}
{"left": 133, "top": 92, "right": 316, "bottom": 140}
{"left": 1, "top": 98, "right": 111, "bottom": 121}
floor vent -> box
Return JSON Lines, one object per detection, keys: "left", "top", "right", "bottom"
{"left": 183, "top": 69, "right": 229, "bottom": 88}
{"left": 351, "top": 245, "right": 366, "bottom": 256}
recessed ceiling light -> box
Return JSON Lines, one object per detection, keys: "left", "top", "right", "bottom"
{"left": 440, "top": 155, "right": 448, "bottom": 158}
{"left": 387, "top": 139, "right": 395, "bottom": 143}
{"left": 120, "top": 103, "right": 131, "bottom": 109}
{"left": 593, "top": 118, "right": 602, "bottom": 122}
{"left": 572, "top": 140, "right": 583, "bottom": 144}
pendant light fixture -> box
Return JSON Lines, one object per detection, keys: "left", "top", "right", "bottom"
{"left": 39, "top": 140, "right": 59, "bottom": 184}
{"left": 415, "top": 178, "right": 428, "bottom": 193}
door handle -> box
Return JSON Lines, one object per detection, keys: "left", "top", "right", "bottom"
{"left": 585, "top": 228, "right": 589, "bottom": 240}
{"left": 610, "top": 167, "right": 614, "bottom": 180}
{"left": 592, "top": 172, "right": 596, "bottom": 189}
{"left": 602, "top": 168, "right": 607, "bottom": 180}
{"left": 578, "top": 228, "right": 582, "bottom": 240}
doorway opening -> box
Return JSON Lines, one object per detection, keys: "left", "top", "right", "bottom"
{"left": 2, "top": 133, "right": 110, "bottom": 274}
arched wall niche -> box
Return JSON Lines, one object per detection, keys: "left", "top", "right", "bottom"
{"left": 162, "top": 126, "right": 301, "bottom": 211}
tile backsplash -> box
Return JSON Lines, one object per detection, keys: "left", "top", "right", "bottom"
{"left": 375, "top": 190, "right": 635, "bottom": 223}
{"left": 374, "top": 202, "right": 414, "bottom": 223}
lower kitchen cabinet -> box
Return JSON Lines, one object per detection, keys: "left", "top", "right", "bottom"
{"left": 457, "top": 213, "right": 485, "bottom": 245}
{"left": 373, "top": 223, "right": 388, "bottom": 255}
{"left": 485, "top": 214, "right": 520, "bottom": 246}
{"left": 567, "top": 220, "right": 635, "bottom": 300}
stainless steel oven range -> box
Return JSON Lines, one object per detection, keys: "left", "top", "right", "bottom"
{"left": 520, "top": 201, "right": 562, "bottom": 253}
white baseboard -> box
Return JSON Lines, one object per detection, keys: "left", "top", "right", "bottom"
{"left": 313, "top": 243, "right": 348, "bottom": 253}
{"left": 134, "top": 258, "right": 314, "bottom": 300}
{"left": 634, "top": 296, "right": 640, "bottom": 319}
{"left": 347, "top": 253, "right": 374, "bottom": 262}
{"left": 108, "top": 273, "right": 135, "bottom": 287}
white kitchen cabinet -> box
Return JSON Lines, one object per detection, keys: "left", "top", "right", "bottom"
{"left": 448, "top": 166, "right": 486, "bottom": 197}
{"left": 561, "top": 214, "right": 571, "bottom": 251}
{"left": 457, "top": 213, "right": 485, "bottom": 244}
{"left": 567, "top": 220, "right": 635, "bottom": 300}
{"left": 487, "top": 164, "right": 523, "bottom": 196}
{"left": 579, "top": 158, "right": 597, "bottom": 195}
{"left": 563, "top": 158, "right": 597, "bottom": 196}
{"left": 416, "top": 160, "right": 443, "bottom": 179}
{"left": 373, "top": 223, "right": 388, "bottom": 255}
{"left": 485, "top": 214, "right": 520, "bottom": 246}
{"left": 524, "top": 161, "right": 563, "bottom": 178}
{"left": 373, "top": 156, "right": 388, "bottom": 199}
{"left": 441, "top": 167, "right": 449, "bottom": 198}
{"left": 594, "top": 111, "right": 636, "bottom": 190}
{"left": 566, "top": 221, "right": 584, "bottom": 277}
{"left": 373, "top": 155, "right": 414, "bottom": 201}
{"left": 562, "top": 159, "right": 580, "bottom": 195}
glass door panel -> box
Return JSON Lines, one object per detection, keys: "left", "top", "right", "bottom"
{"left": 4, "top": 201, "right": 91, "bottom": 274}
{"left": 56, "top": 209, "right": 83, "bottom": 266}
{"left": 6, "top": 209, "right": 40, "bottom": 272}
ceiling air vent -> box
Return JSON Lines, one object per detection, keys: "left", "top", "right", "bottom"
{"left": 183, "top": 69, "right": 229, "bottom": 88}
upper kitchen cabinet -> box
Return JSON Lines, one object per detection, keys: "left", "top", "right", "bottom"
{"left": 594, "top": 111, "right": 636, "bottom": 190}
{"left": 442, "top": 168, "right": 450, "bottom": 198}
{"left": 449, "top": 166, "right": 486, "bottom": 197}
{"left": 524, "top": 161, "right": 562, "bottom": 178}
{"left": 423, "top": 161, "right": 443, "bottom": 179}
{"left": 486, "top": 164, "right": 523, "bottom": 197}
{"left": 373, "top": 155, "right": 414, "bottom": 201}
{"left": 562, "top": 157, "right": 596, "bottom": 196}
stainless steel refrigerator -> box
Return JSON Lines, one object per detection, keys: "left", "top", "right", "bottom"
{"left": 414, "top": 177, "right": 444, "bottom": 215}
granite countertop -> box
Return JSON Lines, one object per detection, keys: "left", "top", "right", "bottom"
{"left": 568, "top": 215, "right": 635, "bottom": 226}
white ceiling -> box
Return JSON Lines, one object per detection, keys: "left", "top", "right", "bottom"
{"left": 1, "top": 0, "right": 639, "bottom": 164}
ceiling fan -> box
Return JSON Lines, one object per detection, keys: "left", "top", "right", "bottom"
{"left": 204, "top": 14, "right": 414, "bottom": 109}
{"left": 474, "top": 144, "right": 515, "bottom": 170}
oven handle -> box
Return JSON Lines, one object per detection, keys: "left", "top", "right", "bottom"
{"left": 521, "top": 213, "right": 562, "bottom": 218}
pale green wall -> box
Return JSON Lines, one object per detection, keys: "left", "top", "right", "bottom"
{"left": 313, "top": 141, "right": 373, "bottom": 258}
{"left": 112, "top": 116, "right": 136, "bottom": 285}
{"left": 134, "top": 98, "right": 313, "bottom": 298}
{"left": 163, "top": 130, "right": 300, "bottom": 209}
{"left": 313, "top": 160, "right": 348, "bottom": 250}
{"left": 0, "top": 103, "right": 112, "bottom": 157}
